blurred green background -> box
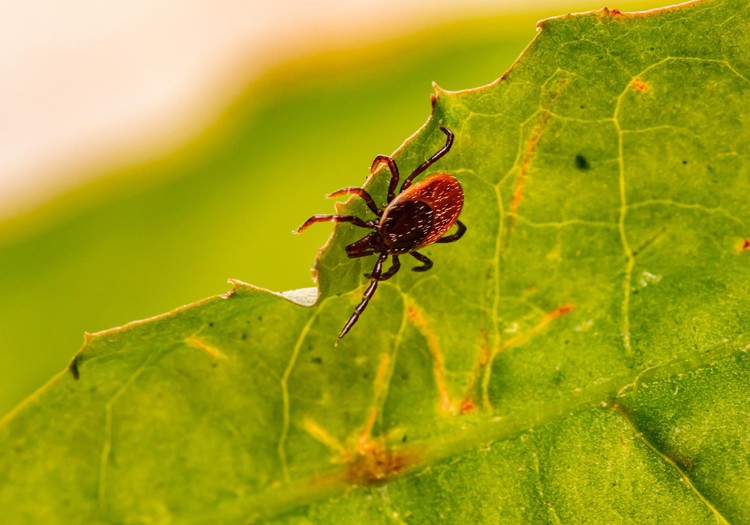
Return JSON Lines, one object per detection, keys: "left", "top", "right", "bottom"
{"left": 0, "top": 2, "right": 662, "bottom": 416}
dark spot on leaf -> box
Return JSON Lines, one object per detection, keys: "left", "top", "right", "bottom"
{"left": 739, "top": 238, "right": 750, "bottom": 252}
{"left": 565, "top": 340, "right": 570, "bottom": 345}
{"left": 345, "top": 445, "right": 411, "bottom": 485}
{"left": 402, "top": 434, "right": 408, "bottom": 443}
{"left": 682, "top": 160, "right": 688, "bottom": 165}
{"left": 575, "top": 154, "right": 590, "bottom": 170}
{"left": 208, "top": 322, "right": 214, "bottom": 328}
{"left": 311, "top": 356, "right": 323, "bottom": 364}
{"left": 257, "top": 316, "right": 263, "bottom": 321}
{"left": 241, "top": 332, "right": 247, "bottom": 340}
{"left": 68, "top": 356, "right": 80, "bottom": 380}
{"left": 579, "top": 104, "right": 586, "bottom": 109}
{"left": 460, "top": 398, "right": 477, "bottom": 414}
{"left": 557, "top": 304, "right": 574, "bottom": 316}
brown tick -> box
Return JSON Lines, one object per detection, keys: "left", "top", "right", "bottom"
{"left": 294, "top": 127, "right": 465, "bottom": 339}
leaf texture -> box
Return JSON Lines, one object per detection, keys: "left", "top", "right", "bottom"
{"left": 2, "top": 0, "right": 750, "bottom": 522}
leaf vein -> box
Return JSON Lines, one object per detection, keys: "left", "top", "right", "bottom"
{"left": 611, "top": 403, "right": 731, "bottom": 525}
{"left": 278, "top": 306, "right": 325, "bottom": 483}
{"left": 98, "top": 358, "right": 150, "bottom": 509}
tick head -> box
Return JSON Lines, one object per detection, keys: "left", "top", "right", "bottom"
{"left": 345, "top": 231, "right": 382, "bottom": 258}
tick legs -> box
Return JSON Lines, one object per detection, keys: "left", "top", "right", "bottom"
{"left": 371, "top": 155, "right": 400, "bottom": 203}
{"left": 366, "top": 255, "right": 400, "bottom": 281}
{"left": 401, "top": 127, "right": 454, "bottom": 191}
{"left": 409, "top": 251, "right": 433, "bottom": 272}
{"left": 326, "top": 187, "right": 382, "bottom": 216}
{"left": 435, "top": 220, "right": 466, "bottom": 243}
{"left": 339, "top": 254, "right": 388, "bottom": 339}
{"left": 293, "top": 215, "right": 377, "bottom": 234}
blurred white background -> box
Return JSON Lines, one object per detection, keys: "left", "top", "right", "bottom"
{"left": 0, "top": 0, "right": 628, "bottom": 218}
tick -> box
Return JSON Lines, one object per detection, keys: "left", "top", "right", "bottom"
{"left": 294, "top": 127, "right": 466, "bottom": 340}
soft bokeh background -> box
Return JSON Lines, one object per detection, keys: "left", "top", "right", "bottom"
{"left": 0, "top": 0, "right": 665, "bottom": 416}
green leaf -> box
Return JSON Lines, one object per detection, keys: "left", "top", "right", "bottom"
{"left": 3, "top": 0, "right": 750, "bottom": 522}
{"left": 0, "top": 12, "right": 540, "bottom": 416}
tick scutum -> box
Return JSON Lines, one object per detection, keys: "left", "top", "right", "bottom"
{"left": 380, "top": 200, "right": 434, "bottom": 254}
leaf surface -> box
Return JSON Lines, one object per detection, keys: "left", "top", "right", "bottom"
{"left": 3, "top": 0, "right": 750, "bottom": 522}
{"left": 0, "top": 11, "right": 539, "bottom": 416}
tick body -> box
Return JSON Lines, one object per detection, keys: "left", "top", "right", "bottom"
{"left": 295, "top": 127, "right": 466, "bottom": 339}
